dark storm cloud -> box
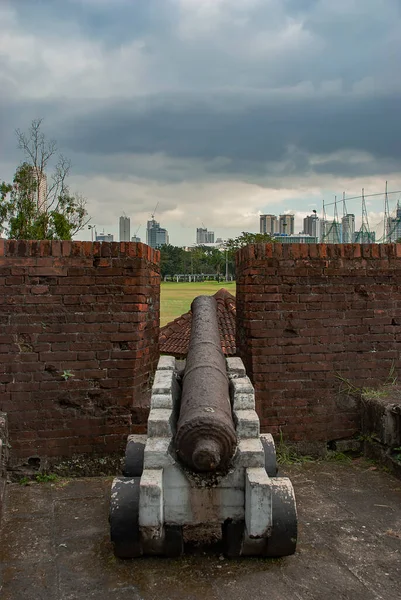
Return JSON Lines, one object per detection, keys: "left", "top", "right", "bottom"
{"left": 56, "top": 91, "right": 401, "bottom": 170}
{"left": 1, "top": 0, "right": 401, "bottom": 186}
{"left": 7, "top": 0, "right": 173, "bottom": 47}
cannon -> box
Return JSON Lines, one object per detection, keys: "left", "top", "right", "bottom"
{"left": 175, "top": 295, "right": 237, "bottom": 472}
{"left": 110, "top": 295, "right": 297, "bottom": 558}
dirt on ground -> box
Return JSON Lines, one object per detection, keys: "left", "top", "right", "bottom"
{"left": 0, "top": 458, "right": 400, "bottom": 600}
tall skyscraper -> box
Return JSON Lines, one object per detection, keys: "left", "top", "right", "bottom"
{"left": 279, "top": 214, "right": 295, "bottom": 235}
{"left": 21, "top": 167, "right": 47, "bottom": 213}
{"left": 322, "top": 221, "right": 341, "bottom": 243}
{"left": 33, "top": 168, "right": 48, "bottom": 214}
{"left": 341, "top": 214, "right": 355, "bottom": 243}
{"left": 386, "top": 202, "right": 401, "bottom": 242}
{"left": 147, "top": 219, "right": 169, "bottom": 248}
{"left": 260, "top": 214, "right": 278, "bottom": 235}
{"left": 303, "top": 213, "right": 320, "bottom": 240}
{"left": 119, "top": 216, "right": 130, "bottom": 241}
{"left": 196, "top": 228, "right": 215, "bottom": 244}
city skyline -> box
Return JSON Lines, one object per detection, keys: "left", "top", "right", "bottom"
{"left": 87, "top": 188, "right": 401, "bottom": 247}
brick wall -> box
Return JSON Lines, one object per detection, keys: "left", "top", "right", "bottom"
{"left": 0, "top": 240, "right": 160, "bottom": 463}
{"left": 236, "top": 243, "right": 401, "bottom": 444}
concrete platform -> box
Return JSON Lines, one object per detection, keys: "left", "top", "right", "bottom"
{"left": 0, "top": 459, "right": 400, "bottom": 600}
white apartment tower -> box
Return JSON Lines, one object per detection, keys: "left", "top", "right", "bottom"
{"left": 341, "top": 214, "right": 355, "bottom": 243}
{"left": 31, "top": 168, "right": 47, "bottom": 214}
{"left": 386, "top": 202, "right": 401, "bottom": 242}
{"left": 279, "top": 214, "right": 295, "bottom": 235}
{"left": 303, "top": 214, "right": 321, "bottom": 240}
{"left": 196, "top": 228, "right": 215, "bottom": 244}
{"left": 260, "top": 214, "right": 278, "bottom": 235}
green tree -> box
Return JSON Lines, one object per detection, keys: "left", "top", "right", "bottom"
{"left": 160, "top": 244, "right": 187, "bottom": 278}
{"left": 225, "top": 231, "right": 275, "bottom": 253}
{"left": 224, "top": 231, "right": 275, "bottom": 274}
{"left": 209, "top": 248, "right": 225, "bottom": 281}
{"left": 0, "top": 119, "right": 90, "bottom": 240}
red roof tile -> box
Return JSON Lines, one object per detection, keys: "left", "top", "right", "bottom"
{"left": 159, "top": 288, "right": 236, "bottom": 357}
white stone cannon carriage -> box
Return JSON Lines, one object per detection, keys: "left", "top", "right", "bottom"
{"left": 110, "top": 297, "right": 297, "bottom": 559}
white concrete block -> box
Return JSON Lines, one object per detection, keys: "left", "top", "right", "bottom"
{"left": 236, "top": 438, "right": 265, "bottom": 468}
{"left": 232, "top": 392, "right": 255, "bottom": 411}
{"left": 157, "top": 355, "right": 176, "bottom": 370}
{"left": 218, "top": 488, "right": 245, "bottom": 520}
{"left": 231, "top": 377, "right": 254, "bottom": 395}
{"left": 144, "top": 437, "right": 174, "bottom": 469}
{"left": 152, "top": 370, "right": 174, "bottom": 394}
{"left": 139, "top": 469, "right": 164, "bottom": 528}
{"left": 235, "top": 409, "right": 260, "bottom": 439}
{"left": 216, "top": 467, "right": 245, "bottom": 489}
{"left": 163, "top": 463, "right": 190, "bottom": 490}
{"left": 226, "top": 357, "right": 246, "bottom": 378}
{"left": 165, "top": 483, "right": 244, "bottom": 525}
{"left": 147, "top": 408, "right": 173, "bottom": 438}
{"left": 245, "top": 467, "right": 272, "bottom": 538}
{"left": 163, "top": 465, "right": 192, "bottom": 523}
{"left": 150, "top": 393, "right": 173, "bottom": 409}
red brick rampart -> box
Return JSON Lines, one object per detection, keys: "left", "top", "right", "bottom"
{"left": 0, "top": 240, "right": 160, "bottom": 463}
{"left": 236, "top": 243, "right": 401, "bottom": 444}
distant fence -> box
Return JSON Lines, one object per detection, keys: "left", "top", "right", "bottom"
{"left": 163, "top": 274, "right": 235, "bottom": 282}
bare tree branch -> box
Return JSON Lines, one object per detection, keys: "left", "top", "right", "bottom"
{"left": 46, "top": 155, "right": 71, "bottom": 210}
{"left": 2, "top": 119, "right": 91, "bottom": 240}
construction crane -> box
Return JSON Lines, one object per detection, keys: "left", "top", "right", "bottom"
{"left": 151, "top": 202, "right": 159, "bottom": 220}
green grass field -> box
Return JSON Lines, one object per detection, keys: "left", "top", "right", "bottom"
{"left": 160, "top": 281, "right": 236, "bottom": 327}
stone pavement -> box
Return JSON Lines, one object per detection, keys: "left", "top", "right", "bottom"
{"left": 0, "top": 459, "right": 400, "bottom": 600}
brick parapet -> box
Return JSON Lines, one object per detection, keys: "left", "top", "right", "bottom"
{"left": 0, "top": 241, "right": 160, "bottom": 463}
{"left": 236, "top": 243, "right": 401, "bottom": 443}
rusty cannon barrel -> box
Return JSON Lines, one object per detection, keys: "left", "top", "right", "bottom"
{"left": 175, "top": 295, "right": 237, "bottom": 473}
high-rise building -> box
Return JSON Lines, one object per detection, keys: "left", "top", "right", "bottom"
{"left": 322, "top": 220, "right": 341, "bottom": 243}
{"left": 196, "top": 228, "right": 215, "bottom": 244}
{"left": 341, "top": 214, "right": 355, "bottom": 243}
{"left": 260, "top": 214, "right": 278, "bottom": 235}
{"left": 279, "top": 214, "right": 295, "bottom": 235}
{"left": 119, "top": 216, "right": 130, "bottom": 241}
{"left": 20, "top": 166, "right": 47, "bottom": 213}
{"left": 386, "top": 202, "right": 401, "bottom": 242}
{"left": 303, "top": 214, "right": 320, "bottom": 240}
{"left": 33, "top": 168, "right": 48, "bottom": 214}
{"left": 131, "top": 235, "right": 141, "bottom": 243}
{"left": 96, "top": 232, "right": 114, "bottom": 242}
{"left": 146, "top": 219, "right": 169, "bottom": 248}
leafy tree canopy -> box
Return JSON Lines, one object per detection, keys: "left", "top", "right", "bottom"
{"left": 224, "top": 231, "right": 275, "bottom": 257}
{"left": 0, "top": 119, "right": 90, "bottom": 240}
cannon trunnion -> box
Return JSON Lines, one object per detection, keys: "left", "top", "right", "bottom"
{"left": 110, "top": 296, "right": 297, "bottom": 558}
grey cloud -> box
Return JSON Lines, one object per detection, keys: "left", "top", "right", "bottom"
{"left": 1, "top": 0, "right": 401, "bottom": 190}
{"left": 57, "top": 90, "right": 401, "bottom": 162}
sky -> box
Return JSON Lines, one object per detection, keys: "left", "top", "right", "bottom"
{"left": 1, "top": 0, "right": 401, "bottom": 245}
